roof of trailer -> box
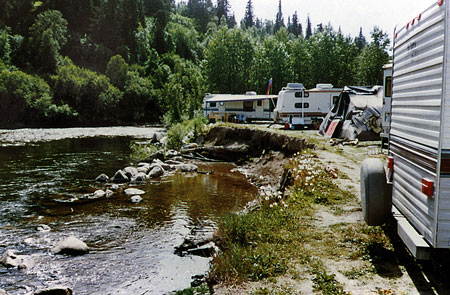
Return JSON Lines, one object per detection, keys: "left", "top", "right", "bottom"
{"left": 205, "top": 94, "right": 277, "bottom": 103}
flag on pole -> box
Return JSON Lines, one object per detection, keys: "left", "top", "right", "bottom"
{"left": 266, "top": 78, "right": 273, "bottom": 95}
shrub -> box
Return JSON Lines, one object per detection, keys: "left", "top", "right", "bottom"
{"left": 0, "top": 69, "right": 75, "bottom": 127}
{"left": 52, "top": 61, "right": 123, "bottom": 125}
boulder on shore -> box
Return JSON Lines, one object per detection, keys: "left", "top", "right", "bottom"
{"left": 52, "top": 236, "right": 89, "bottom": 255}
{"left": 33, "top": 286, "right": 73, "bottom": 295}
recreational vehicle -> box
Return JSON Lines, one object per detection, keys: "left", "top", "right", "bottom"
{"left": 273, "top": 83, "right": 342, "bottom": 128}
{"left": 361, "top": 0, "right": 450, "bottom": 260}
{"left": 203, "top": 92, "right": 277, "bottom": 122}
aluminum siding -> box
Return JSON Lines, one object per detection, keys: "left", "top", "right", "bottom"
{"left": 391, "top": 2, "right": 446, "bottom": 247}
{"left": 392, "top": 4, "right": 445, "bottom": 149}
{"left": 437, "top": 1, "right": 450, "bottom": 248}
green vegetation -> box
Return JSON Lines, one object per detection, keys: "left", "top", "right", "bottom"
{"left": 167, "top": 114, "right": 208, "bottom": 150}
{"left": 210, "top": 152, "right": 392, "bottom": 294}
{"left": 0, "top": 0, "right": 389, "bottom": 128}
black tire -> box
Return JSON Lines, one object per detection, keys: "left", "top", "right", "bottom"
{"left": 360, "top": 158, "right": 392, "bottom": 226}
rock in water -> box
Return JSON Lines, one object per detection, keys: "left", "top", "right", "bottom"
{"left": 0, "top": 288, "right": 7, "bottom": 295}
{"left": 179, "top": 164, "right": 198, "bottom": 172}
{"left": 93, "top": 190, "right": 106, "bottom": 199}
{"left": 53, "top": 236, "right": 89, "bottom": 255}
{"left": 124, "top": 188, "right": 145, "bottom": 196}
{"left": 95, "top": 173, "right": 109, "bottom": 183}
{"left": 110, "top": 170, "right": 129, "bottom": 183}
{"left": 148, "top": 166, "right": 164, "bottom": 178}
{"left": 105, "top": 189, "right": 114, "bottom": 198}
{"left": 123, "top": 167, "right": 138, "bottom": 179}
{"left": 131, "top": 172, "right": 147, "bottom": 183}
{"left": 1, "top": 249, "right": 23, "bottom": 268}
{"left": 130, "top": 196, "right": 143, "bottom": 203}
{"left": 37, "top": 224, "right": 51, "bottom": 232}
{"left": 33, "top": 286, "right": 73, "bottom": 295}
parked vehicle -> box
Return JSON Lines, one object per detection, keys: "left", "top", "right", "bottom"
{"left": 273, "top": 83, "right": 342, "bottom": 128}
{"left": 361, "top": 0, "right": 450, "bottom": 260}
{"left": 202, "top": 92, "right": 277, "bottom": 122}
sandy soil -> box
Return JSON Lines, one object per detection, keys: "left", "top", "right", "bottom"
{"left": 212, "top": 128, "right": 450, "bottom": 295}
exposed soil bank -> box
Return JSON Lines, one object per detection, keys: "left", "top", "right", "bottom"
{"left": 198, "top": 125, "right": 316, "bottom": 163}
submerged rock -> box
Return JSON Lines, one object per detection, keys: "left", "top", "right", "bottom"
{"left": 124, "top": 188, "right": 145, "bottom": 196}
{"left": 111, "top": 170, "right": 129, "bottom": 183}
{"left": 95, "top": 173, "right": 109, "bottom": 183}
{"left": 33, "top": 286, "right": 73, "bottom": 295}
{"left": 37, "top": 224, "right": 51, "bottom": 232}
{"left": 179, "top": 164, "right": 198, "bottom": 173}
{"left": 148, "top": 166, "right": 164, "bottom": 178}
{"left": 53, "top": 236, "right": 89, "bottom": 255}
{"left": 130, "top": 195, "right": 143, "bottom": 203}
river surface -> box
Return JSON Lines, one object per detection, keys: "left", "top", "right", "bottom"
{"left": 0, "top": 127, "right": 258, "bottom": 294}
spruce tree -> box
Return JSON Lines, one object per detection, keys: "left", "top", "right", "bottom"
{"left": 243, "top": 0, "right": 254, "bottom": 29}
{"left": 274, "top": 0, "right": 284, "bottom": 33}
{"left": 216, "top": 0, "right": 229, "bottom": 24}
{"left": 355, "top": 27, "right": 367, "bottom": 51}
{"left": 291, "top": 11, "right": 301, "bottom": 37}
{"left": 305, "top": 15, "right": 312, "bottom": 39}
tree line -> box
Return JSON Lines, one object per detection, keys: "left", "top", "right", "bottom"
{"left": 0, "top": 0, "right": 390, "bottom": 128}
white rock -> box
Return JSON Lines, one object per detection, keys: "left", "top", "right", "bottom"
{"left": 124, "top": 188, "right": 146, "bottom": 196}
{"left": 52, "top": 236, "right": 89, "bottom": 255}
{"left": 130, "top": 196, "right": 143, "bottom": 203}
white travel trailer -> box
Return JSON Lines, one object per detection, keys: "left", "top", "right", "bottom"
{"left": 361, "top": 0, "right": 450, "bottom": 260}
{"left": 273, "top": 83, "right": 342, "bottom": 127}
{"left": 203, "top": 92, "right": 277, "bottom": 122}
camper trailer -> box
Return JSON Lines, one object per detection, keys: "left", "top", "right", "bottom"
{"left": 273, "top": 83, "right": 342, "bottom": 127}
{"left": 361, "top": 0, "right": 450, "bottom": 260}
{"left": 203, "top": 92, "right": 277, "bottom": 122}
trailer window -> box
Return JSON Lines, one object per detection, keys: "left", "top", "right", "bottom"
{"left": 295, "top": 92, "right": 302, "bottom": 98}
{"left": 385, "top": 76, "right": 392, "bottom": 97}
{"left": 333, "top": 96, "right": 339, "bottom": 105}
{"left": 209, "top": 102, "right": 217, "bottom": 107}
{"left": 243, "top": 101, "right": 253, "bottom": 111}
{"left": 257, "top": 100, "right": 262, "bottom": 106}
{"left": 304, "top": 92, "right": 309, "bottom": 98}
{"left": 295, "top": 103, "right": 310, "bottom": 108}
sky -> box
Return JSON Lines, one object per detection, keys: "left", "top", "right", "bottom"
{"left": 222, "top": 0, "right": 437, "bottom": 38}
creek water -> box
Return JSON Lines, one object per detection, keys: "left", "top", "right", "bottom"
{"left": 0, "top": 127, "right": 258, "bottom": 294}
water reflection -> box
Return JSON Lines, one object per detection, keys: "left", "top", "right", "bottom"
{"left": 0, "top": 128, "right": 257, "bottom": 294}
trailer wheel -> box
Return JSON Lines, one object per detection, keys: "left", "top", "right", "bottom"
{"left": 360, "top": 158, "right": 392, "bottom": 226}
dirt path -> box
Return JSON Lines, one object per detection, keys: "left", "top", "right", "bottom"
{"left": 213, "top": 128, "right": 450, "bottom": 295}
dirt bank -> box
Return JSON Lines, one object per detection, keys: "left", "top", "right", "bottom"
{"left": 199, "top": 125, "right": 315, "bottom": 163}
